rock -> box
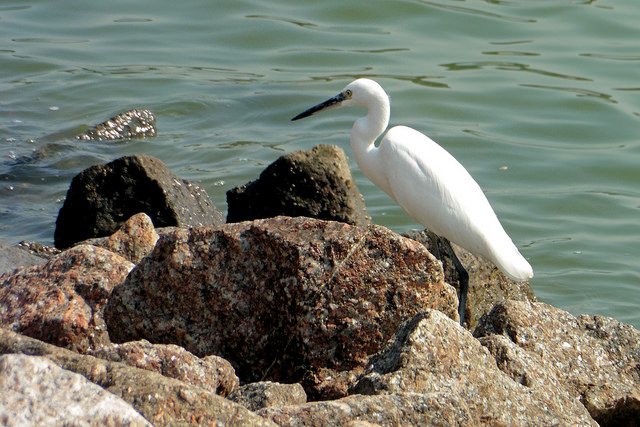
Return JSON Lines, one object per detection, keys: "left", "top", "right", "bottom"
{"left": 88, "top": 339, "right": 239, "bottom": 397}
{"left": 0, "top": 353, "right": 151, "bottom": 426}
{"left": 81, "top": 212, "right": 160, "bottom": 264}
{"left": 475, "top": 300, "right": 640, "bottom": 426}
{"left": 54, "top": 154, "right": 225, "bottom": 249}
{"left": 76, "top": 109, "right": 157, "bottom": 141}
{"left": 258, "top": 392, "right": 477, "bottom": 426}
{"left": 104, "top": 216, "right": 458, "bottom": 399}
{"left": 0, "top": 240, "right": 47, "bottom": 276}
{"left": 0, "top": 245, "right": 134, "bottom": 353}
{"left": 229, "top": 381, "right": 307, "bottom": 411}
{"left": 227, "top": 145, "right": 369, "bottom": 225}
{"left": 350, "top": 310, "right": 596, "bottom": 426}
{"left": 15, "top": 241, "right": 61, "bottom": 258}
{"left": 404, "top": 230, "right": 536, "bottom": 330}
{"left": 0, "top": 329, "right": 276, "bottom": 426}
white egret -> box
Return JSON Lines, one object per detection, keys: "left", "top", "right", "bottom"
{"left": 292, "top": 78, "right": 533, "bottom": 323}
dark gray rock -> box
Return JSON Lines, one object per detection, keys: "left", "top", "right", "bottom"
{"left": 104, "top": 216, "right": 458, "bottom": 400}
{"left": 227, "top": 145, "right": 369, "bottom": 225}
{"left": 54, "top": 154, "right": 224, "bottom": 249}
{"left": 76, "top": 109, "right": 156, "bottom": 141}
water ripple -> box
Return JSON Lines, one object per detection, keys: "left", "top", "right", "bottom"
{"left": 417, "top": 0, "right": 537, "bottom": 23}
{"left": 441, "top": 61, "right": 592, "bottom": 81}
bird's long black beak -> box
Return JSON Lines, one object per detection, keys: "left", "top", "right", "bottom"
{"left": 291, "top": 91, "right": 347, "bottom": 121}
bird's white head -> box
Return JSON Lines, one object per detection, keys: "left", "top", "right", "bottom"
{"left": 291, "top": 78, "right": 388, "bottom": 121}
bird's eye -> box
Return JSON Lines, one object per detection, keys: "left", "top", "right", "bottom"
{"left": 345, "top": 90, "right": 352, "bottom": 98}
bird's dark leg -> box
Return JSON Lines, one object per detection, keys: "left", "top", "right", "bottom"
{"left": 426, "top": 231, "right": 469, "bottom": 326}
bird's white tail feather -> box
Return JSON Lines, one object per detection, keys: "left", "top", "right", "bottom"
{"left": 491, "top": 244, "right": 533, "bottom": 281}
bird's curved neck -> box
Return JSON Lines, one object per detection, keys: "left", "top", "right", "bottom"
{"left": 349, "top": 94, "right": 390, "bottom": 174}
{"left": 351, "top": 97, "right": 389, "bottom": 148}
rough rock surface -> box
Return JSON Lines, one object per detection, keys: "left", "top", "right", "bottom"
{"left": 0, "top": 240, "right": 47, "bottom": 276}
{"left": 259, "top": 391, "right": 479, "bottom": 426}
{"left": 81, "top": 212, "right": 160, "bottom": 264}
{"left": 0, "top": 353, "right": 151, "bottom": 426}
{"left": 0, "top": 244, "right": 134, "bottom": 353}
{"left": 54, "top": 154, "right": 224, "bottom": 249}
{"left": 88, "top": 339, "right": 239, "bottom": 397}
{"left": 229, "top": 381, "right": 307, "bottom": 411}
{"left": 104, "top": 216, "right": 458, "bottom": 399}
{"left": 227, "top": 145, "right": 369, "bottom": 225}
{"left": 76, "top": 109, "right": 157, "bottom": 141}
{"left": 350, "top": 310, "right": 596, "bottom": 426}
{"left": 404, "top": 230, "right": 535, "bottom": 330}
{"left": 475, "top": 300, "right": 640, "bottom": 426}
{"left": 0, "top": 329, "right": 275, "bottom": 426}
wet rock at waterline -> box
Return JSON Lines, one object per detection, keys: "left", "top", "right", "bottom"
{"left": 227, "top": 144, "right": 369, "bottom": 225}
{"left": 76, "top": 109, "right": 157, "bottom": 141}
{"left": 54, "top": 154, "right": 224, "bottom": 249}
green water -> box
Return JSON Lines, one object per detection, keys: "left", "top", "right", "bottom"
{"left": 1, "top": 0, "right": 638, "bottom": 327}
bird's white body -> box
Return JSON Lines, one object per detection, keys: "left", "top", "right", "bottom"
{"left": 293, "top": 78, "right": 533, "bottom": 281}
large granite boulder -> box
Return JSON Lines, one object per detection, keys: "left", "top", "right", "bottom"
{"left": 54, "top": 154, "right": 224, "bottom": 249}
{"left": 104, "top": 216, "right": 458, "bottom": 399}
{"left": 227, "top": 145, "right": 369, "bottom": 225}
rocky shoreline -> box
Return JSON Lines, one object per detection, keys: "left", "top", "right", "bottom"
{"left": 1, "top": 133, "right": 638, "bottom": 425}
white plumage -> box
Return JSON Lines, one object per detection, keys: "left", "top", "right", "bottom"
{"left": 292, "top": 78, "right": 533, "bottom": 282}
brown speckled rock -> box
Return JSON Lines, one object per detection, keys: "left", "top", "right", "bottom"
{"left": 475, "top": 300, "right": 640, "bottom": 426}
{"left": 229, "top": 381, "right": 307, "bottom": 411}
{"left": 0, "top": 245, "right": 134, "bottom": 353}
{"left": 258, "top": 392, "right": 477, "bottom": 426}
{"left": 0, "top": 329, "right": 275, "bottom": 427}
{"left": 0, "top": 354, "right": 151, "bottom": 426}
{"left": 227, "top": 145, "right": 369, "bottom": 225}
{"left": 350, "top": 310, "right": 596, "bottom": 426}
{"left": 104, "top": 216, "right": 458, "bottom": 399}
{"left": 88, "top": 340, "right": 239, "bottom": 397}
{"left": 82, "top": 212, "right": 159, "bottom": 264}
